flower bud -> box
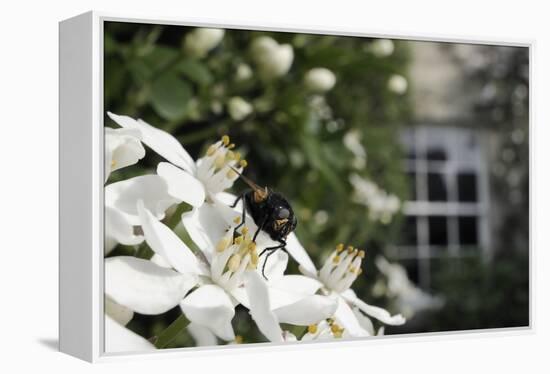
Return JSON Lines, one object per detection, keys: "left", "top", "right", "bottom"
{"left": 250, "top": 36, "right": 294, "bottom": 79}
{"left": 304, "top": 68, "right": 336, "bottom": 93}
{"left": 228, "top": 97, "right": 253, "bottom": 121}
{"left": 388, "top": 74, "right": 408, "bottom": 94}
{"left": 183, "top": 28, "right": 225, "bottom": 58}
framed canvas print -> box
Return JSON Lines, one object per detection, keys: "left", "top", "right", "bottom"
{"left": 59, "top": 11, "right": 531, "bottom": 362}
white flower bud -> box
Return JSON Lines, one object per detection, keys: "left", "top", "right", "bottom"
{"left": 227, "top": 97, "right": 253, "bottom": 121}
{"left": 236, "top": 63, "right": 253, "bottom": 81}
{"left": 388, "top": 74, "right": 408, "bottom": 94}
{"left": 304, "top": 67, "right": 336, "bottom": 92}
{"left": 371, "top": 39, "right": 394, "bottom": 57}
{"left": 250, "top": 36, "right": 294, "bottom": 79}
{"left": 184, "top": 28, "right": 225, "bottom": 58}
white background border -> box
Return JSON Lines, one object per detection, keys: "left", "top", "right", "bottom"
{"left": 2, "top": 0, "right": 548, "bottom": 372}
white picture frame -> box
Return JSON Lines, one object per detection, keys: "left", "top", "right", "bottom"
{"left": 59, "top": 10, "right": 533, "bottom": 363}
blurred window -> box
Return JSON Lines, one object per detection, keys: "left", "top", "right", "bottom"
{"left": 394, "top": 126, "right": 490, "bottom": 288}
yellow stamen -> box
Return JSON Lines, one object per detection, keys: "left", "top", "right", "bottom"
{"left": 221, "top": 135, "right": 230, "bottom": 146}
{"left": 241, "top": 226, "right": 249, "bottom": 236}
{"left": 247, "top": 262, "right": 256, "bottom": 270}
{"left": 358, "top": 250, "right": 365, "bottom": 259}
{"left": 239, "top": 159, "right": 248, "bottom": 168}
{"left": 228, "top": 254, "right": 242, "bottom": 272}
{"left": 330, "top": 323, "right": 342, "bottom": 334}
{"left": 228, "top": 143, "right": 236, "bottom": 149}
{"left": 248, "top": 242, "right": 256, "bottom": 251}
{"left": 250, "top": 251, "right": 259, "bottom": 265}
{"left": 234, "top": 335, "right": 243, "bottom": 344}
{"left": 206, "top": 144, "right": 217, "bottom": 156}
{"left": 307, "top": 324, "right": 318, "bottom": 334}
{"left": 357, "top": 268, "right": 363, "bottom": 275}
{"left": 336, "top": 243, "right": 344, "bottom": 253}
{"left": 214, "top": 155, "right": 226, "bottom": 169}
{"left": 333, "top": 329, "right": 343, "bottom": 338}
{"left": 347, "top": 246, "right": 354, "bottom": 254}
{"left": 216, "top": 237, "right": 231, "bottom": 252}
{"left": 349, "top": 266, "right": 356, "bottom": 273}
{"left": 226, "top": 169, "right": 237, "bottom": 179}
{"left": 233, "top": 216, "right": 241, "bottom": 224}
{"left": 234, "top": 152, "right": 242, "bottom": 162}
{"left": 238, "top": 245, "right": 248, "bottom": 256}
{"left": 234, "top": 236, "right": 243, "bottom": 245}
{"left": 332, "top": 255, "right": 341, "bottom": 264}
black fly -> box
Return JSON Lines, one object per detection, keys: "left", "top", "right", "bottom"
{"left": 229, "top": 168, "right": 297, "bottom": 279}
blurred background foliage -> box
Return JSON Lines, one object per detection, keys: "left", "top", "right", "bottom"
{"left": 104, "top": 22, "right": 529, "bottom": 346}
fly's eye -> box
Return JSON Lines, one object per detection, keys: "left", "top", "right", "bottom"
{"left": 277, "top": 208, "right": 290, "bottom": 219}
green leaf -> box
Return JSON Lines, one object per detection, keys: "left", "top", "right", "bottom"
{"left": 141, "top": 45, "right": 179, "bottom": 73}
{"left": 176, "top": 60, "right": 213, "bottom": 86}
{"left": 153, "top": 314, "right": 190, "bottom": 349}
{"left": 150, "top": 72, "right": 192, "bottom": 121}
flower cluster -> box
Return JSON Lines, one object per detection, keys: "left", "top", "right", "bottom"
{"left": 103, "top": 112, "right": 405, "bottom": 352}
{"left": 349, "top": 173, "right": 401, "bottom": 224}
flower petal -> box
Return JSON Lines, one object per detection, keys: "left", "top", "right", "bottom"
{"left": 157, "top": 162, "right": 205, "bottom": 207}
{"left": 333, "top": 297, "right": 369, "bottom": 337}
{"left": 187, "top": 322, "right": 218, "bottom": 347}
{"left": 105, "top": 315, "right": 155, "bottom": 353}
{"left": 214, "top": 192, "right": 243, "bottom": 210}
{"left": 258, "top": 250, "right": 288, "bottom": 282}
{"left": 105, "top": 175, "right": 179, "bottom": 225}
{"left": 342, "top": 289, "right": 406, "bottom": 325}
{"left": 351, "top": 306, "right": 375, "bottom": 336}
{"left": 285, "top": 233, "right": 318, "bottom": 277}
{"left": 150, "top": 253, "right": 171, "bottom": 268}
{"left": 104, "top": 206, "right": 144, "bottom": 255}
{"left": 105, "top": 127, "right": 145, "bottom": 182}
{"left": 273, "top": 295, "right": 337, "bottom": 326}
{"left": 268, "top": 275, "right": 323, "bottom": 309}
{"left": 245, "top": 271, "right": 283, "bottom": 342}
{"left": 105, "top": 296, "right": 134, "bottom": 326}
{"left": 137, "top": 201, "right": 206, "bottom": 276}
{"left": 181, "top": 203, "right": 230, "bottom": 262}
{"left": 107, "top": 112, "right": 196, "bottom": 173}
{"left": 180, "top": 284, "right": 236, "bottom": 341}
{"left": 105, "top": 256, "right": 196, "bottom": 315}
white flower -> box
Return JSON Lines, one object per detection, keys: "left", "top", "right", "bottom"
{"left": 183, "top": 28, "right": 225, "bottom": 58}
{"left": 388, "top": 74, "right": 408, "bottom": 94}
{"left": 107, "top": 112, "right": 245, "bottom": 207}
{"left": 105, "top": 127, "right": 145, "bottom": 182}
{"left": 106, "top": 200, "right": 335, "bottom": 343}
{"left": 227, "top": 97, "right": 253, "bottom": 121}
{"left": 343, "top": 130, "right": 367, "bottom": 170}
{"left": 375, "top": 256, "right": 444, "bottom": 318}
{"left": 250, "top": 36, "right": 294, "bottom": 79}
{"left": 244, "top": 271, "right": 338, "bottom": 343}
{"left": 287, "top": 238, "right": 406, "bottom": 338}
{"left": 104, "top": 174, "right": 179, "bottom": 253}
{"left": 349, "top": 173, "right": 400, "bottom": 224}
{"left": 304, "top": 68, "right": 336, "bottom": 93}
{"left": 370, "top": 39, "right": 394, "bottom": 57}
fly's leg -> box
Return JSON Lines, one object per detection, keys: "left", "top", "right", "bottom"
{"left": 258, "top": 240, "right": 287, "bottom": 280}
{"left": 231, "top": 194, "right": 246, "bottom": 242}
{"left": 252, "top": 217, "right": 267, "bottom": 243}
